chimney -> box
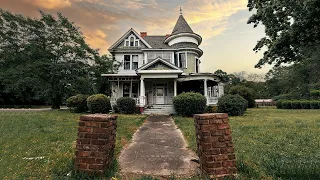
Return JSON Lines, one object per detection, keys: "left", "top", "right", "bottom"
{"left": 140, "top": 32, "right": 147, "bottom": 38}
{"left": 165, "top": 34, "right": 171, "bottom": 38}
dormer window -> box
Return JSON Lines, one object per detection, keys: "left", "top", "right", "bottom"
{"left": 125, "top": 34, "right": 140, "bottom": 47}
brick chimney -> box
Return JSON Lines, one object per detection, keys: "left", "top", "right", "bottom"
{"left": 140, "top": 32, "right": 147, "bottom": 38}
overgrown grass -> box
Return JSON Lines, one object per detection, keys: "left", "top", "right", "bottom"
{"left": 0, "top": 110, "right": 145, "bottom": 179}
{"left": 174, "top": 107, "right": 320, "bottom": 180}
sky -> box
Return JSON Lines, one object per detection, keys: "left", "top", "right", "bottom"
{"left": 0, "top": 0, "right": 272, "bottom": 75}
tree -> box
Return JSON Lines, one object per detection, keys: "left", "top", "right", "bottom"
{"left": 0, "top": 9, "right": 97, "bottom": 108}
{"left": 214, "top": 69, "right": 229, "bottom": 83}
{"left": 248, "top": 0, "right": 320, "bottom": 67}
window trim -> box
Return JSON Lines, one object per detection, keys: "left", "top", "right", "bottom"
{"left": 124, "top": 34, "right": 140, "bottom": 47}
{"left": 123, "top": 54, "right": 139, "bottom": 70}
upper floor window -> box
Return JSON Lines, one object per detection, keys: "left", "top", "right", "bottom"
{"left": 125, "top": 34, "right": 140, "bottom": 47}
{"left": 174, "top": 52, "right": 187, "bottom": 68}
{"left": 196, "top": 57, "right": 200, "bottom": 73}
{"left": 147, "top": 52, "right": 172, "bottom": 62}
{"left": 124, "top": 55, "right": 139, "bottom": 70}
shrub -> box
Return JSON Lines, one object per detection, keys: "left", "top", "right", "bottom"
{"left": 173, "top": 92, "right": 207, "bottom": 116}
{"left": 217, "top": 94, "right": 248, "bottom": 116}
{"left": 310, "top": 90, "right": 320, "bottom": 98}
{"left": 310, "top": 101, "right": 319, "bottom": 109}
{"left": 281, "top": 101, "right": 292, "bottom": 109}
{"left": 112, "top": 104, "right": 119, "bottom": 113}
{"left": 66, "top": 94, "right": 89, "bottom": 113}
{"left": 301, "top": 101, "right": 311, "bottom": 109}
{"left": 291, "top": 101, "right": 301, "bottom": 109}
{"left": 228, "top": 85, "right": 255, "bottom": 108}
{"left": 86, "top": 94, "right": 111, "bottom": 114}
{"left": 205, "top": 105, "right": 217, "bottom": 113}
{"left": 116, "top": 97, "right": 136, "bottom": 114}
{"left": 275, "top": 100, "right": 283, "bottom": 109}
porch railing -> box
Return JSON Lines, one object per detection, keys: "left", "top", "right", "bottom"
{"left": 208, "top": 97, "right": 218, "bottom": 105}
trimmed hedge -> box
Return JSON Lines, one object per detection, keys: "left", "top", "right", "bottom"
{"left": 310, "top": 90, "right": 320, "bottom": 98}
{"left": 217, "top": 94, "right": 248, "bottom": 116}
{"left": 173, "top": 92, "right": 207, "bottom": 116}
{"left": 228, "top": 85, "right": 255, "bottom": 108}
{"left": 116, "top": 97, "right": 136, "bottom": 114}
{"left": 276, "top": 100, "right": 320, "bottom": 109}
{"left": 86, "top": 94, "right": 111, "bottom": 114}
{"left": 66, "top": 94, "right": 89, "bottom": 113}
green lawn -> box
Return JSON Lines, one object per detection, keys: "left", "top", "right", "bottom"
{"left": 174, "top": 107, "right": 320, "bottom": 180}
{"left": 0, "top": 110, "right": 146, "bottom": 179}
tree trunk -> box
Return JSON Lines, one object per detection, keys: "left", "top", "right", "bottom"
{"left": 51, "top": 94, "right": 61, "bottom": 109}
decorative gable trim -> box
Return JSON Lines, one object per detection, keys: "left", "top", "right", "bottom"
{"left": 136, "top": 57, "right": 183, "bottom": 74}
{"left": 109, "top": 28, "right": 152, "bottom": 50}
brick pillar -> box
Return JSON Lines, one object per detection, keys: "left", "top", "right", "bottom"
{"left": 74, "top": 114, "right": 117, "bottom": 174}
{"left": 194, "top": 113, "right": 237, "bottom": 179}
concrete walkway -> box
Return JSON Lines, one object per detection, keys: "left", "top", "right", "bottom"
{"left": 119, "top": 115, "right": 198, "bottom": 178}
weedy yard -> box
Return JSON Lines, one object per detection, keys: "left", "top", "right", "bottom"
{"left": 175, "top": 107, "right": 320, "bottom": 180}
{"left": 1, "top": 108, "right": 320, "bottom": 180}
{"left": 0, "top": 110, "right": 145, "bottom": 179}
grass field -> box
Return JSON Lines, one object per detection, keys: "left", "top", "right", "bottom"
{"left": 174, "top": 107, "right": 320, "bottom": 180}
{"left": 0, "top": 110, "right": 146, "bottom": 179}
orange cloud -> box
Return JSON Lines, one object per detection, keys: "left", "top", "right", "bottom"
{"left": 22, "top": 0, "right": 72, "bottom": 9}
{"left": 83, "top": 29, "right": 110, "bottom": 54}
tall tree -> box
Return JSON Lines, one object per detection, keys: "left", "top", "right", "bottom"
{"left": 248, "top": 0, "right": 320, "bottom": 67}
{"left": 0, "top": 10, "right": 98, "bottom": 108}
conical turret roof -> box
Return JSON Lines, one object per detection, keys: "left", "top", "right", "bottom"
{"left": 171, "top": 15, "right": 194, "bottom": 35}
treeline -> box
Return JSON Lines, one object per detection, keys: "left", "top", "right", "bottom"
{"left": 0, "top": 9, "right": 118, "bottom": 108}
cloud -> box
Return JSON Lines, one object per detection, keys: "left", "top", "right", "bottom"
{"left": 83, "top": 29, "right": 110, "bottom": 54}
{"left": 22, "top": 0, "right": 72, "bottom": 9}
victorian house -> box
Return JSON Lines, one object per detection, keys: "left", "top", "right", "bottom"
{"left": 102, "top": 13, "right": 224, "bottom": 114}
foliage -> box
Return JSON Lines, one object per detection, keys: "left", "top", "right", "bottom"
{"left": 86, "top": 94, "right": 111, "bottom": 113}
{"left": 112, "top": 104, "right": 120, "bottom": 113}
{"left": 214, "top": 69, "right": 229, "bottom": 83}
{"left": 248, "top": 0, "right": 320, "bottom": 67}
{"left": 310, "top": 101, "right": 319, "bottom": 109}
{"left": 217, "top": 94, "right": 248, "bottom": 116}
{"left": 301, "top": 101, "right": 311, "bottom": 109}
{"left": 291, "top": 101, "right": 301, "bottom": 109}
{"left": 175, "top": 108, "right": 320, "bottom": 179}
{"left": 275, "top": 100, "right": 283, "bottom": 109}
{"left": 205, "top": 105, "right": 217, "bottom": 113}
{"left": 228, "top": 85, "right": 256, "bottom": 108}
{"left": 173, "top": 92, "right": 207, "bottom": 116}
{"left": 281, "top": 101, "right": 292, "bottom": 109}
{"left": 116, "top": 97, "right": 136, "bottom": 114}
{"left": 66, "top": 94, "right": 89, "bottom": 113}
{"left": 310, "top": 90, "right": 320, "bottom": 98}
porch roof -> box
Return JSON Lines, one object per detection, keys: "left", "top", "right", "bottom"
{"left": 177, "top": 73, "right": 221, "bottom": 82}
{"left": 136, "top": 57, "right": 183, "bottom": 75}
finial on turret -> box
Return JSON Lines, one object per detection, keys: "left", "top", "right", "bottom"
{"left": 180, "top": 7, "right": 182, "bottom": 15}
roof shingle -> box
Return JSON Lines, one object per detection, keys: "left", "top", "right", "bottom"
{"left": 171, "top": 15, "right": 194, "bottom": 35}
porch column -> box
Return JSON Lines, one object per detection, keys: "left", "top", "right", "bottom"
{"left": 174, "top": 80, "right": 177, "bottom": 96}
{"left": 218, "top": 82, "right": 224, "bottom": 97}
{"left": 204, "top": 79, "right": 209, "bottom": 105}
{"left": 140, "top": 78, "right": 145, "bottom": 106}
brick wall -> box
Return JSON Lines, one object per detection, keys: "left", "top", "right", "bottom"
{"left": 194, "top": 113, "right": 237, "bottom": 179}
{"left": 74, "top": 114, "right": 117, "bottom": 174}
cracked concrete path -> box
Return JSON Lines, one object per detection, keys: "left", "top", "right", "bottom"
{"left": 119, "top": 115, "right": 198, "bottom": 178}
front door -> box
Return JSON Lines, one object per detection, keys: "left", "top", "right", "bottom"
{"left": 156, "top": 86, "right": 165, "bottom": 104}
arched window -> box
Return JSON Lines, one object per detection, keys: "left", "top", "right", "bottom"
{"left": 130, "top": 37, "right": 134, "bottom": 46}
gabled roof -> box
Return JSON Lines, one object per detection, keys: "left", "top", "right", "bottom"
{"left": 171, "top": 15, "right": 194, "bottom": 35}
{"left": 136, "top": 57, "right": 183, "bottom": 74}
{"left": 109, "top": 28, "right": 152, "bottom": 50}
{"left": 142, "top": 36, "right": 199, "bottom": 49}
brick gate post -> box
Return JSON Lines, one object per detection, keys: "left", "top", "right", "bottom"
{"left": 194, "top": 113, "right": 237, "bottom": 179}
{"left": 74, "top": 114, "right": 117, "bottom": 174}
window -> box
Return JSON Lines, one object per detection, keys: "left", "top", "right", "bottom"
{"left": 132, "top": 55, "right": 138, "bottom": 69}
{"left": 124, "top": 55, "right": 131, "bottom": 70}
{"left": 123, "top": 82, "right": 130, "bottom": 97}
{"left": 147, "top": 52, "right": 172, "bottom": 62}
{"left": 124, "top": 34, "right": 140, "bottom": 47}
{"left": 123, "top": 55, "right": 139, "bottom": 70}
{"left": 179, "top": 53, "right": 186, "bottom": 68}
{"left": 132, "top": 83, "right": 139, "bottom": 98}
{"left": 196, "top": 58, "right": 199, "bottom": 73}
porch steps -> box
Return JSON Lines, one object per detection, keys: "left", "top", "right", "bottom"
{"left": 143, "top": 105, "right": 175, "bottom": 115}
